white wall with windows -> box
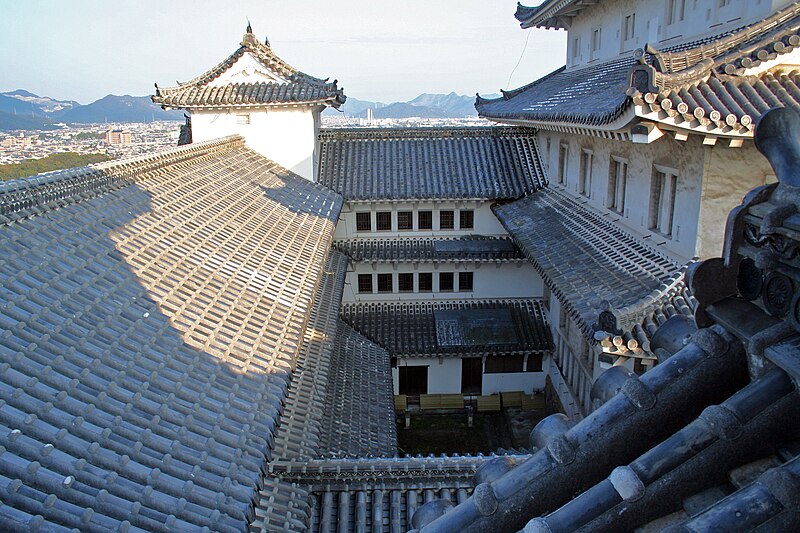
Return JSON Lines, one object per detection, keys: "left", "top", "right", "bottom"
{"left": 392, "top": 355, "right": 547, "bottom": 396}
{"left": 562, "top": 0, "right": 794, "bottom": 68}
{"left": 537, "top": 129, "right": 776, "bottom": 260}
{"left": 334, "top": 200, "right": 507, "bottom": 240}
{"left": 342, "top": 261, "right": 543, "bottom": 303}
{"left": 190, "top": 106, "right": 321, "bottom": 180}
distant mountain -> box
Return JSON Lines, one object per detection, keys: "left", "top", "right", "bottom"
{"left": 0, "top": 110, "right": 59, "bottom": 131}
{"left": 54, "top": 95, "right": 184, "bottom": 123}
{"left": 1, "top": 90, "right": 78, "bottom": 114}
{"left": 324, "top": 92, "right": 480, "bottom": 119}
{"left": 408, "top": 92, "right": 476, "bottom": 117}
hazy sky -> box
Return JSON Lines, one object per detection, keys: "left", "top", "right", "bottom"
{"left": 0, "top": 0, "right": 566, "bottom": 105}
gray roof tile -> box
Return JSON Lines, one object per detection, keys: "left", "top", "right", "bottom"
{"left": 334, "top": 236, "right": 523, "bottom": 263}
{"left": 317, "top": 127, "right": 547, "bottom": 201}
{"left": 341, "top": 300, "right": 551, "bottom": 357}
{"left": 0, "top": 137, "right": 342, "bottom": 531}
{"left": 494, "top": 188, "right": 687, "bottom": 337}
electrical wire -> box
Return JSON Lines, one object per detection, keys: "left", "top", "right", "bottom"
{"left": 507, "top": 29, "right": 533, "bottom": 91}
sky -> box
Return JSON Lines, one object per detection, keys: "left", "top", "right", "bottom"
{"left": 0, "top": 0, "right": 566, "bottom": 105}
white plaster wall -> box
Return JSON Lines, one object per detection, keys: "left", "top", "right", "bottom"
{"left": 564, "top": 0, "right": 794, "bottom": 68}
{"left": 190, "top": 107, "right": 320, "bottom": 180}
{"left": 483, "top": 371, "right": 546, "bottom": 395}
{"left": 342, "top": 261, "right": 542, "bottom": 303}
{"left": 392, "top": 357, "right": 548, "bottom": 395}
{"left": 538, "top": 130, "right": 706, "bottom": 261}
{"left": 334, "top": 200, "right": 507, "bottom": 240}
{"left": 393, "top": 357, "right": 462, "bottom": 395}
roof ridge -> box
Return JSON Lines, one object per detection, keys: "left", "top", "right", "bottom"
{"left": 318, "top": 125, "right": 536, "bottom": 141}
{"left": 0, "top": 136, "right": 245, "bottom": 222}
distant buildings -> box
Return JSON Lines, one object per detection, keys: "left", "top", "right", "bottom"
{"left": 1, "top": 133, "right": 37, "bottom": 149}
{"left": 104, "top": 129, "right": 131, "bottom": 146}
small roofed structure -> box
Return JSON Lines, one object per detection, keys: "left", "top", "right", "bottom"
{"left": 152, "top": 24, "right": 346, "bottom": 181}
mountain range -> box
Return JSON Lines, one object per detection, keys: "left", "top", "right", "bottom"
{"left": 0, "top": 89, "right": 497, "bottom": 131}
{"left": 323, "top": 92, "right": 493, "bottom": 119}
{"left": 0, "top": 91, "right": 183, "bottom": 131}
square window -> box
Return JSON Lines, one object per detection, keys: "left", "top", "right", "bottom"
{"left": 485, "top": 354, "right": 525, "bottom": 373}
{"left": 440, "top": 210, "right": 454, "bottom": 230}
{"left": 459, "top": 210, "right": 474, "bottom": 230}
{"left": 377, "top": 273, "right": 393, "bottom": 292}
{"left": 439, "top": 272, "right": 454, "bottom": 292}
{"left": 418, "top": 273, "right": 433, "bottom": 292}
{"left": 357, "top": 274, "right": 373, "bottom": 293}
{"left": 458, "top": 272, "right": 474, "bottom": 292}
{"left": 376, "top": 211, "right": 392, "bottom": 231}
{"left": 236, "top": 113, "right": 250, "bottom": 125}
{"left": 418, "top": 211, "right": 433, "bottom": 230}
{"left": 356, "top": 212, "right": 371, "bottom": 232}
{"left": 398, "top": 273, "right": 414, "bottom": 292}
{"left": 397, "top": 211, "right": 413, "bottom": 231}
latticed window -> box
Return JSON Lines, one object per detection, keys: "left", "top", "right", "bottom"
{"left": 377, "top": 273, "right": 393, "bottom": 292}
{"left": 357, "top": 274, "right": 373, "bottom": 293}
{"left": 376, "top": 211, "right": 392, "bottom": 231}
{"left": 356, "top": 212, "right": 371, "bottom": 232}
{"left": 459, "top": 210, "right": 474, "bottom": 230}
{"left": 397, "top": 211, "right": 413, "bottom": 231}
{"left": 398, "top": 273, "right": 414, "bottom": 292}
{"left": 558, "top": 144, "right": 568, "bottom": 184}
{"left": 418, "top": 272, "right": 433, "bottom": 292}
{"left": 440, "top": 210, "right": 455, "bottom": 230}
{"left": 650, "top": 168, "right": 678, "bottom": 237}
{"left": 418, "top": 211, "right": 433, "bottom": 230}
{"left": 458, "top": 272, "right": 474, "bottom": 292}
{"left": 580, "top": 149, "right": 593, "bottom": 197}
{"left": 439, "top": 272, "right": 454, "bottom": 292}
{"left": 607, "top": 157, "right": 628, "bottom": 213}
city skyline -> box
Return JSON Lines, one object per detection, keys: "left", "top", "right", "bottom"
{"left": 0, "top": 0, "right": 566, "bottom": 105}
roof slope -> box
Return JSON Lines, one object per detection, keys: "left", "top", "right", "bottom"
{"left": 334, "top": 236, "right": 524, "bottom": 263}
{"left": 479, "top": 4, "right": 800, "bottom": 137}
{"left": 494, "top": 188, "right": 686, "bottom": 338}
{"left": 152, "top": 25, "right": 345, "bottom": 110}
{"left": 317, "top": 127, "right": 547, "bottom": 201}
{"left": 0, "top": 137, "right": 342, "bottom": 531}
{"left": 341, "top": 300, "right": 551, "bottom": 357}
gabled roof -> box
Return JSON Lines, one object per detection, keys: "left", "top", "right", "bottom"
{"left": 341, "top": 300, "right": 551, "bottom": 357}
{"left": 0, "top": 137, "right": 343, "bottom": 531}
{"left": 494, "top": 188, "right": 688, "bottom": 341}
{"left": 334, "top": 236, "right": 524, "bottom": 263}
{"left": 479, "top": 4, "right": 800, "bottom": 140}
{"left": 317, "top": 127, "right": 547, "bottom": 201}
{"left": 152, "top": 25, "right": 345, "bottom": 110}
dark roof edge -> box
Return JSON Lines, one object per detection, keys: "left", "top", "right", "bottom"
{"left": 0, "top": 136, "right": 245, "bottom": 221}
{"left": 318, "top": 125, "right": 537, "bottom": 141}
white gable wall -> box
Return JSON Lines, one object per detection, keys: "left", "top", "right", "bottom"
{"left": 191, "top": 106, "right": 320, "bottom": 180}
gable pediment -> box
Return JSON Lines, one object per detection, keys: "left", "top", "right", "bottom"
{"left": 208, "top": 51, "right": 289, "bottom": 87}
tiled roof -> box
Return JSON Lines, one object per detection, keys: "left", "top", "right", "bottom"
{"left": 479, "top": 4, "right": 800, "bottom": 136}
{"left": 317, "top": 127, "right": 547, "bottom": 201}
{"left": 340, "top": 300, "right": 551, "bottom": 357}
{"left": 267, "top": 455, "right": 499, "bottom": 533}
{"left": 152, "top": 26, "right": 345, "bottom": 110}
{"left": 318, "top": 321, "right": 397, "bottom": 458}
{"left": 334, "top": 236, "right": 524, "bottom": 263}
{"left": 0, "top": 137, "right": 343, "bottom": 531}
{"left": 494, "top": 188, "right": 687, "bottom": 338}
{"left": 515, "top": 0, "right": 590, "bottom": 30}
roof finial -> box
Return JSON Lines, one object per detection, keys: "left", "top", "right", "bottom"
{"left": 242, "top": 19, "right": 258, "bottom": 47}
